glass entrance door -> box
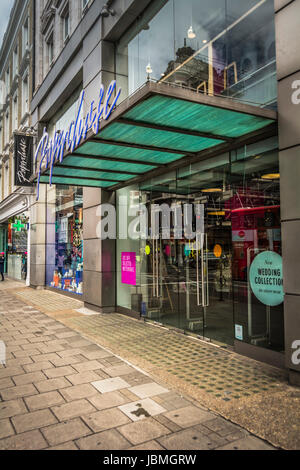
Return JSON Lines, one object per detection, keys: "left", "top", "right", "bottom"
{"left": 140, "top": 162, "right": 234, "bottom": 345}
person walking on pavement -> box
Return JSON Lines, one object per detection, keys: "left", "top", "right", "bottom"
{"left": 0, "top": 253, "right": 5, "bottom": 282}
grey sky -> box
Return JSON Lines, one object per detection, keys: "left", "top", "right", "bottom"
{"left": 0, "top": 0, "right": 15, "bottom": 49}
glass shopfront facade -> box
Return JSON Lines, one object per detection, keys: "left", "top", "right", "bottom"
{"left": 116, "top": 0, "right": 277, "bottom": 108}
{"left": 116, "top": 137, "right": 284, "bottom": 352}
{"left": 46, "top": 186, "right": 84, "bottom": 296}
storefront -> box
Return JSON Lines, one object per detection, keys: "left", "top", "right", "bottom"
{"left": 33, "top": 0, "right": 285, "bottom": 365}
{"left": 0, "top": 191, "right": 31, "bottom": 282}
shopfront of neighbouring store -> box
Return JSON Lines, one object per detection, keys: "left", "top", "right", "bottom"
{"left": 0, "top": 198, "right": 30, "bottom": 282}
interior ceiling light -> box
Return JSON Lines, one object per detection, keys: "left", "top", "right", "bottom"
{"left": 188, "top": 26, "right": 196, "bottom": 39}
{"left": 146, "top": 63, "right": 153, "bottom": 74}
{"left": 202, "top": 39, "right": 207, "bottom": 44}
{"left": 261, "top": 173, "right": 280, "bottom": 180}
{"left": 201, "top": 188, "right": 223, "bottom": 193}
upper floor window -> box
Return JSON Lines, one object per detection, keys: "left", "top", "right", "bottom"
{"left": 13, "top": 47, "right": 18, "bottom": 78}
{"left": 47, "top": 33, "right": 54, "bottom": 68}
{"left": 12, "top": 94, "right": 18, "bottom": 131}
{"left": 5, "top": 111, "right": 9, "bottom": 144}
{"left": 4, "top": 164, "right": 9, "bottom": 199}
{"left": 5, "top": 68, "right": 10, "bottom": 95}
{"left": 0, "top": 124, "right": 3, "bottom": 153}
{"left": 22, "top": 18, "right": 29, "bottom": 57}
{"left": 22, "top": 74, "right": 29, "bottom": 117}
{"left": 82, "top": 0, "right": 89, "bottom": 13}
{"left": 61, "top": 3, "right": 70, "bottom": 42}
{"left": 64, "top": 12, "right": 69, "bottom": 40}
{"left": 116, "top": 0, "right": 277, "bottom": 108}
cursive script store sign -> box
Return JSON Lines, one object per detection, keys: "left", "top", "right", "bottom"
{"left": 14, "top": 133, "right": 33, "bottom": 187}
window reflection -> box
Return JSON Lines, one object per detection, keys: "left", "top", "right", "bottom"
{"left": 117, "top": 0, "right": 277, "bottom": 108}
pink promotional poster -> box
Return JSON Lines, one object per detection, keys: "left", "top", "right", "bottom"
{"left": 121, "top": 252, "right": 136, "bottom": 286}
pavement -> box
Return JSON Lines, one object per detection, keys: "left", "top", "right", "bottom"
{"left": 0, "top": 279, "right": 298, "bottom": 450}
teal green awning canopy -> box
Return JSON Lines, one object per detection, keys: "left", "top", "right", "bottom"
{"left": 36, "top": 81, "right": 277, "bottom": 190}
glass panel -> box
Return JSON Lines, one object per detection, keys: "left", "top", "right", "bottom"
{"left": 230, "top": 144, "right": 283, "bottom": 351}
{"left": 116, "top": 185, "right": 143, "bottom": 312}
{"left": 99, "top": 123, "right": 223, "bottom": 152}
{"left": 50, "top": 167, "right": 131, "bottom": 182}
{"left": 40, "top": 176, "right": 113, "bottom": 188}
{"left": 65, "top": 156, "right": 156, "bottom": 174}
{"left": 124, "top": 95, "right": 274, "bottom": 138}
{"left": 75, "top": 141, "right": 183, "bottom": 164}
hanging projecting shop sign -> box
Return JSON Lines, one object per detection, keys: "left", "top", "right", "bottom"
{"left": 249, "top": 251, "right": 284, "bottom": 307}
{"left": 34, "top": 80, "right": 122, "bottom": 199}
{"left": 14, "top": 133, "right": 33, "bottom": 187}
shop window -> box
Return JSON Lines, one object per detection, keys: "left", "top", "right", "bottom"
{"left": 7, "top": 214, "right": 29, "bottom": 281}
{"left": 46, "top": 186, "right": 84, "bottom": 296}
{"left": 116, "top": 137, "right": 284, "bottom": 352}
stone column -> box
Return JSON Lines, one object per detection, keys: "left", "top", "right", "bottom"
{"left": 29, "top": 183, "right": 46, "bottom": 288}
{"left": 45, "top": 185, "right": 56, "bottom": 290}
{"left": 83, "top": 188, "right": 116, "bottom": 312}
{"left": 275, "top": 0, "right": 300, "bottom": 385}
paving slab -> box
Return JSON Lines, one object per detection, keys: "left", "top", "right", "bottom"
{"left": 51, "top": 399, "right": 97, "bottom": 421}
{"left": 82, "top": 408, "right": 131, "bottom": 432}
{"left": 0, "top": 429, "right": 48, "bottom": 450}
{"left": 41, "top": 418, "right": 91, "bottom": 446}
{"left": 0, "top": 399, "right": 27, "bottom": 419}
{"left": 88, "top": 391, "right": 130, "bottom": 411}
{"left": 12, "top": 409, "right": 58, "bottom": 434}
{"left": 25, "top": 391, "right": 65, "bottom": 411}
{"left": 158, "top": 427, "right": 227, "bottom": 450}
{"left": 118, "top": 398, "right": 167, "bottom": 422}
{"left": 216, "top": 435, "right": 275, "bottom": 450}
{"left": 0, "top": 419, "right": 15, "bottom": 439}
{"left": 34, "top": 377, "right": 71, "bottom": 393}
{"left": 76, "top": 429, "right": 131, "bottom": 450}
{"left": 129, "top": 382, "right": 169, "bottom": 399}
{"left": 60, "top": 384, "right": 99, "bottom": 401}
{"left": 163, "top": 405, "right": 214, "bottom": 428}
{"left": 118, "top": 418, "right": 171, "bottom": 446}
{"left": 91, "top": 377, "right": 131, "bottom": 394}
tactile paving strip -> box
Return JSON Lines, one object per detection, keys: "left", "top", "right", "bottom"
{"left": 63, "top": 314, "right": 286, "bottom": 402}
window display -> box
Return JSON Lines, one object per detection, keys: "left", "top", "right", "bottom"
{"left": 7, "top": 213, "right": 29, "bottom": 281}
{"left": 47, "top": 186, "right": 84, "bottom": 295}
